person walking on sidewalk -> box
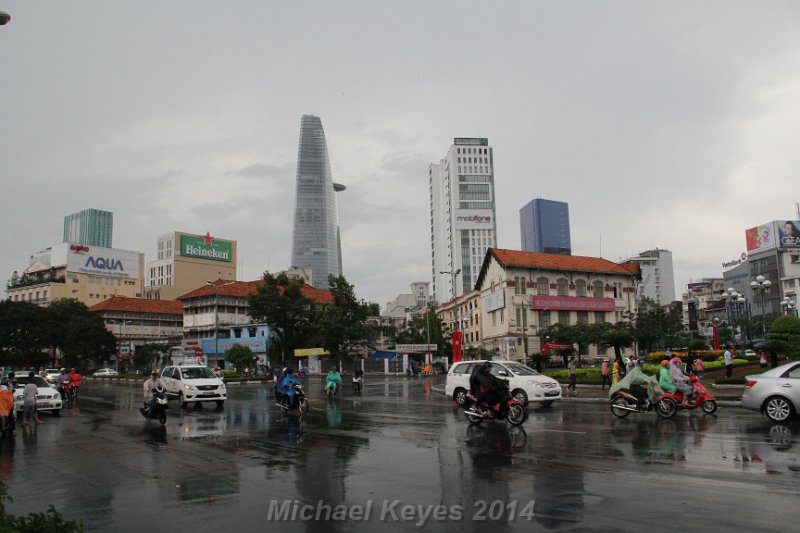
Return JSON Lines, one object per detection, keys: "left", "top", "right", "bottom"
{"left": 723, "top": 346, "right": 733, "bottom": 379}
{"left": 600, "top": 358, "right": 610, "bottom": 390}
{"left": 568, "top": 357, "right": 577, "bottom": 395}
{"left": 695, "top": 357, "right": 704, "bottom": 380}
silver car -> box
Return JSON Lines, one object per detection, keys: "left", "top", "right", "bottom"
{"left": 741, "top": 361, "right": 800, "bottom": 422}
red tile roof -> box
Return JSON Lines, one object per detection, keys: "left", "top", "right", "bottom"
{"left": 476, "top": 249, "right": 639, "bottom": 289}
{"left": 177, "top": 279, "right": 334, "bottom": 305}
{"left": 89, "top": 296, "right": 183, "bottom": 315}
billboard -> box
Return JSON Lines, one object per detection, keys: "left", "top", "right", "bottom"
{"left": 745, "top": 222, "right": 777, "bottom": 252}
{"left": 530, "top": 295, "right": 615, "bottom": 312}
{"left": 687, "top": 282, "right": 711, "bottom": 291}
{"left": 485, "top": 290, "right": 505, "bottom": 312}
{"left": 202, "top": 337, "right": 268, "bottom": 355}
{"left": 454, "top": 209, "right": 494, "bottom": 230}
{"left": 179, "top": 233, "right": 233, "bottom": 262}
{"left": 777, "top": 220, "right": 800, "bottom": 248}
{"left": 66, "top": 245, "right": 140, "bottom": 278}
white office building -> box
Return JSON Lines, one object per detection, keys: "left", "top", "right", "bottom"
{"left": 624, "top": 249, "right": 675, "bottom": 304}
{"left": 429, "top": 138, "right": 497, "bottom": 304}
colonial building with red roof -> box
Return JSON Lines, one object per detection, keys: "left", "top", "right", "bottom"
{"left": 438, "top": 248, "right": 640, "bottom": 361}
{"left": 89, "top": 296, "right": 184, "bottom": 371}
{"left": 177, "top": 279, "right": 334, "bottom": 368}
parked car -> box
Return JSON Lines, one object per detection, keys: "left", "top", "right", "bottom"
{"left": 744, "top": 349, "right": 757, "bottom": 357}
{"left": 11, "top": 374, "right": 63, "bottom": 416}
{"left": 93, "top": 368, "right": 119, "bottom": 377}
{"left": 741, "top": 361, "right": 800, "bottom": 422}
{"left": 445, "top": 360, "right": 562, "bottom": 407}
{"left": 160, "top": 365, "right": 227, "bottom": 408}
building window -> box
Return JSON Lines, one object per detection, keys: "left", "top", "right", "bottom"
{"left": 539, "top": 310, "right": 550, "bottom": 327}
{"left": 557, "top": 278, "right": 569, "bottom": 296}
{"left": 576, "top": 280, "right": 587, "bottom": 297}
{"left": 595, "top": 311, "right": 606, "bottom": 323}
{"left": 537, "top": 277, "right": 549, "bottom": 295}
{"left": 558, "top": 311, "right": 570, "bottom": 325}
{"left": 593, "top": 281, "right": 604, "bottom": 298}
{"left": 577, "top": 311, "right": 588, "bottom": 324}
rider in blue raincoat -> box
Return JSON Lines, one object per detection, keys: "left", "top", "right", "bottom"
{"left": 278, "top": 368, "right": 300, "bottom": 407}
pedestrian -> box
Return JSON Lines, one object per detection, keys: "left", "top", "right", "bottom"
{"left": 723, "top": 345, "right": 733, "bottom": 379}
{"left": 759, "top": 351, "right": 768, "bottom": 369}
{"left": 695, "top": 357, "right": 704, "bottom": 381}
{"left": 2, "top": 372, "right": 16, "bottom": 436}
{"left": 600, "top": 358, "right": 610, "bottom": 389}
{"left": 567, "top": 357, "right": 577, "bottom": 394}
{"left": 612, "top": 356, "right": 624, "bottom": 385}
{"left": 21, "top": 372, "right": 41, "bottom": 427}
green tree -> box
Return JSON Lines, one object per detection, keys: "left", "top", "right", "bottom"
{"left": 47, "top": 299, "right": 116, "bottom": 368}
{"left": 224, "top": 344, "right": 255, "bottom": 371}
{"left": 766, "top": 315, "right": 800, "bottom": 363}
{"left": 539, "top": 323, "right": 579, "bottom": 366}
{"left": 313, "top": 275, "right": 377, "bottom": 364}
{"left": 247, "top": 272, "right": 315, "bottom": 366}
{"left": 133, "top": 343, "right": 169, "bottom": 372}
{"left": 628, "top": 297, "right": 685, "bottom": 354}
{"left": 392, "top": 308, "right": 449, "bottom": 360}
{"left": 600, "top": 328, "right": 634, "bottom": 368}
{"left": 0, "top": 300, "right": 48, "bottom": 368}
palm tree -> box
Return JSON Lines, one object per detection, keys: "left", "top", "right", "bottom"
{"left": 600, "top": 328, "right": 634, "bottom": 375}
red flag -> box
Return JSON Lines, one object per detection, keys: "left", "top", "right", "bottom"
{"left": 452, "top": 331, "right": 463, "bottom": 362}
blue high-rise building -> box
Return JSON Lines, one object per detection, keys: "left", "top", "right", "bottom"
{"left": 520, "top": 199, "right": 571, "bottom": 255}
{"left": 290, "top": 115, "right": 345, "bottom": 290}
{"left": 63, "top": 208, "right": 113, "bottom": 248}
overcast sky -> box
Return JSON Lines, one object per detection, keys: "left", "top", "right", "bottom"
{"left": 1, "top": 2, "right": 799, "bottom": 308}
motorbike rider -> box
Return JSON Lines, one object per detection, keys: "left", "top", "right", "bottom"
{"left": 325, "top": 369, "right": 342, "bottom": 397}
{"left": 278, "top": 368, "right": 300, "bottom": 407}
{"left": 352, "top": 369, "right": 364, "bottom": 390}
{"left": 67, "top": 368, "right": 82, "bottom": 399}
{"left": 56, "top": 368, "right": 70, "bottom": 398}
{"left": 142, "top": 369, "right": 165, "bottom": 415}
{"left": 669, "top": 357, "right": 695, "bottom": 406}
{"left": 609, "top": 360, "right": 664, "bottom": 407}
{"left": 470, "top": 362, "right": 510, "bottom": 416}
{"left": 658, "top": 360, "right": 677, "bottom": 396}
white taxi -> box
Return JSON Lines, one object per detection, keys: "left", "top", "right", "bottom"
{"left": 160, "top": 365, "right": 226, "bottom": 408}
{"left": 11, "top": 374, "right": 63, "bottom": 416}
{"left": 445, "top": 360, "right": 562, "bottom": 407}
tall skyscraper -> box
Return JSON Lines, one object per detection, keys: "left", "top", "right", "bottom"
{"left": 430, "top": 138, "right": 497, "bottom": 303}
{"left": 63, "top": 208, "right": 113, "bottom": 248}
{"left": 520, "top": 199, "right": 571, "bottom": 255}
{"left": 290, "top": 115, "right": 345, "bottom": 290}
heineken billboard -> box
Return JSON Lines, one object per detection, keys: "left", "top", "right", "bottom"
{"left": 179, "top": 233, "right": 233, "bottom": 262}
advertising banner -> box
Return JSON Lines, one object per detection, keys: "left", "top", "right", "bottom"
{"left": 453, "top": 209, "right": 494, "bottom": 230}
{"left": 395, "top": 344, "right": 438, "bottom": 352}
{"left": 530, "top": 295, "right": 615, "bottom": 312}
{"left": 485, "top": 290, "right": 505, "bottom": 312}
{"left": 777, "top": 220, "right": 800, "bottom": 248}
{"left": 745, "top": 222, "right": 777, "bottom": 252}
{"left": 67, "top": 245, "right": 140, "bottom": 278}
{"left": 687, "top": 282, "right": 711, "bottom": 291}
{"left": 180, "top": 233, "right": 233, "bottom": 262}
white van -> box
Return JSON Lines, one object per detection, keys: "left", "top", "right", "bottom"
{"left": 445, "top": 360, "right": 562, "bottom": 406}
{"left": 160, "top": 365, "right": 227, "bottom": 408}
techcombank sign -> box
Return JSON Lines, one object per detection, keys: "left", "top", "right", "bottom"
{"left": 179, "top": 233, "right": 233, "bottom": 262}
{"left": 66, "top": 245, "right": 141, "bottom": 279}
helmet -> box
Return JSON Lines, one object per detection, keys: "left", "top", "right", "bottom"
{"left": 151, "top": 369, "right": 159, "bottom": 376}
{"left": 60, "top": 368, "right": 66, "bottom": 373}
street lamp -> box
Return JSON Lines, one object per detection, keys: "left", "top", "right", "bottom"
{"left": 0, "top": 11, "right": 10, "bottom": 25}
{"left": 781, "top": 296, "right": 797, "bottom": 316}
{"left": 721, "top": 288, "right": 747, "bottom": 349}
{"left": 439, "top": 268, "right": 461, "bottom": 301}
{"left": 711, "top": 317, "right": 721, "bottom": 350}
{"left": 750, "top": 275, "right": 772, "bottom": 339}
{"left": 109, "top": 319, "right": 133, "bottom": 372}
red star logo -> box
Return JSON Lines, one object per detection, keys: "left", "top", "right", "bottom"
{"left": 203, "top": 232, "right": 214, "bottom": 246}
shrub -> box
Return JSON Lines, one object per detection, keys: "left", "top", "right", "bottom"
{"left": 0, "top": 482, "right": 83, "bottom": 532}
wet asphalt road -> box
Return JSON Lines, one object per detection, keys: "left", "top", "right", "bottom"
{"left": 0, "top": 376, "right": 798, "bottom": 532}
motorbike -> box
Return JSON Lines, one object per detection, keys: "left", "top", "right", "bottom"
{"left": 463, "top": 391, "right": 528, "bottom": 426}
{"left": 58, "top": 379, "right": 75, "bottom": 403}
{"left": 662, "top": 375, "right": 717, "bottom": 414}
{"left": 279, "top": 384, "right": 310, "bottom": 414}
{"left": 609, "top": 386, "right": 677, "bottom": 418}
{"left": 325, "top": 382, "right": 339, "bottom": 400}
{"left": 139, "top": 386, "right": 168, "bottom": 424}
{"left": 352, "top": 376, "right": 363, "bottom": 395}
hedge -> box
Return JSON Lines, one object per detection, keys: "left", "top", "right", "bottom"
{"left": 543, "top": 359, "right": 750, "bottom": 384}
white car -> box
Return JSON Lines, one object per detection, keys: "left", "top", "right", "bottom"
{"left": 93, "top": 368, "right": 119, "bottom": 377}
{"left": 445, "top": 360, "right": 562, "bottom": 406}
{"left": 744, "top": 349, "right": 757, "bottom": 357}
{"left": 11, "top": 374, "right": 63, "bottom": 416}
{"left": 45, "top": 368, "right": 61, "bottom": 384}
{"left": 160, "top": 365, "right": 227, "bottom": 408}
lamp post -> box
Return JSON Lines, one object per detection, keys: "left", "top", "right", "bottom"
{"left": 712, "top": 317, "right": 721, "bottom": 350}
{"left": 721, "top": 288, "right": 747, "bottom": 350}
{"left": 0, "top": 11, "right": 10, "bottom": 25}
{"left": 750, "top": 275, "right": 772, "bottom": 339}
{"left": 439, "top": 268, "right": 461, "bottom": 301}
{"left": 781, "top": 296, "right": 797, "bottom": 316}
{"left": 109, "top": 319, "right": 133, "bottom": 372}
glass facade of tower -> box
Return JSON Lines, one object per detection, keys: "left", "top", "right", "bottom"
{"left": 520, "top": 199, "right": 571, "bottom": 255}
{"left": 63, "top": 208, "right": 113, "bottom": 248}
{"left": 290, "top": 115, "right": 344, "bottom": 290}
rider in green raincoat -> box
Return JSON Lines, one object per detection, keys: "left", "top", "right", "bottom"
{"left": 609, "top": 361, "right": 664, "bottom": 405}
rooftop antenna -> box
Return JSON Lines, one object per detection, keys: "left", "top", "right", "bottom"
{"left": 599, "top": 229, "right": 602, "bottom": 258}
{"left": 795, "top": 201, "right": 799, "bottom": 219}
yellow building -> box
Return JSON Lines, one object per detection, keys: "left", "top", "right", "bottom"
{"left": 6, "top": 243, "right": 144, "bottom": 306}
{"left": 145, "top": 231, "right": 237, "bottom": 300}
